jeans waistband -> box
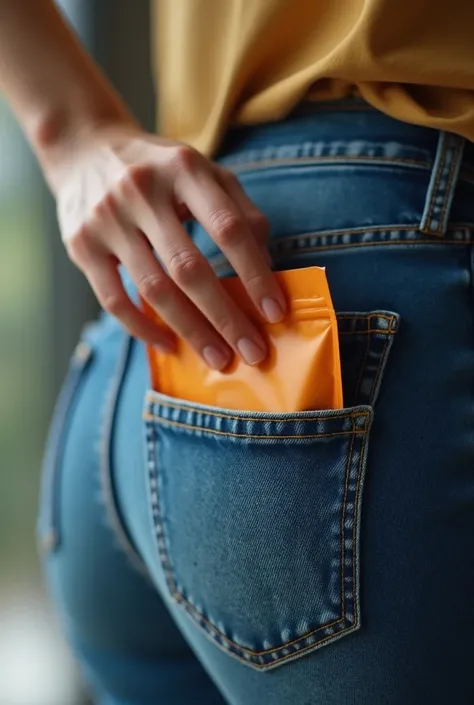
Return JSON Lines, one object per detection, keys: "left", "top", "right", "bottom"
{"left": 218, "top": 100, "right": 473, "bottom": 238}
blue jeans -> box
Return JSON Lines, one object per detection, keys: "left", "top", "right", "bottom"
{"left": 38, "top": 101, "right": 474, "bottom": 704}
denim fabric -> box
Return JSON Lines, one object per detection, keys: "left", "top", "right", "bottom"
{"left": 38, "top": 101, "right": 474, "bottom": 704}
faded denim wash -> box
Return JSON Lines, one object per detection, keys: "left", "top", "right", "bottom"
{"left": 38, "top": 100, "right": 474, "bottom": 704}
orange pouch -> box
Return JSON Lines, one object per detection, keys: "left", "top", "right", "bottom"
{"left": 143, "top": 266, "right": 343, "bottom": 412}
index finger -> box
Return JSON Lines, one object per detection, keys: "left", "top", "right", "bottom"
{"left": 175, "top": 169, "right": 287, "bottom": 324}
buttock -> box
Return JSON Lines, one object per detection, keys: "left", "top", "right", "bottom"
{"left": 37, "top": 106, "right": 474, "bottom": 704}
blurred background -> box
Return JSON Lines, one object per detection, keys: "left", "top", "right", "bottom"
{"left": 0, "top": 2, "right": 155, "bottom": 702}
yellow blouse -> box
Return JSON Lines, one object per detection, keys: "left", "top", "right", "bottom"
{"left": 152, "top": 0, "right": 474, "bottom": 158}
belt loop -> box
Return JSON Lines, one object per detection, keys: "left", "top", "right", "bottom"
{"left": 420, "top": 131, "right": 465, "bottom": 236}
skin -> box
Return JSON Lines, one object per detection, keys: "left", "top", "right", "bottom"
{"left": 0, "top": 0, "right": 287, "bottom": 369}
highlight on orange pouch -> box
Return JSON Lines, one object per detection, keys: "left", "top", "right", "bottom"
{"left": 142, "top": 266, "right": 343, "bottom": 413}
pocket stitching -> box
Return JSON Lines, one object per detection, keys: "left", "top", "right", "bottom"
{"left": 145, "top": 412, "right": 371, "bottom": 669}
{"left": 144, "top": 309, "right": 397, "bottom": 668}
{"left": 144, "top": 395, "right": 370, "bottom": 425}
{"left": 143, "top": 413, "right": 368, "bottom": 441}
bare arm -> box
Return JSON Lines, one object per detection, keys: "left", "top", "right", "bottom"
{"left": 0, "top": 0, "right": 134, "bottom": 192}
{"left": 0, "top": 0, "right": 285, "bottom": 365}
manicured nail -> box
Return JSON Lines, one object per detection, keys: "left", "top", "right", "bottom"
{"left": 203, "top": 345, "right": 229, "bottom": 370}
{"left": 237, "top": 337, "right": 266, "bottom": 365}
{"left": 261, "top": 296, "right": 284, "bottom": 323}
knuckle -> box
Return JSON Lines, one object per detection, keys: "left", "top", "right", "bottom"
{"left": 138, "top": 272, "right": 169, "bottom": 302}
{"left": 242, "top": 270, "right": 266, "bottom": 290}
{"left": 121, "top": 163, "right": 154, "bottom": 197}
{"left": 102, "top": 292, "right": 128, "bottom": 316}
{"left": 210, "top": 209, "right": 243, "bottom": 246}
{"left": 91, "top": 192, "right": 119, "bottom": 222}
{"left": 213, "top": 312, "right": 237, "bottom": 341}
{"left": 168, "top": 250, "right": 206, "bottom": 286}
{"left": 169, "top": 145, "right": 199, "bottom": 172}
{"left": 66, "top": 224, "right": 94, "bottom": 263}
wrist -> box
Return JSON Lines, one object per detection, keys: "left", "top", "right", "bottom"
{"left": 32, "top": 97, "right": 139, "bottom": 195}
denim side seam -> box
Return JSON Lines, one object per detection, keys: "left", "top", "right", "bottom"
{"left": 37, "top": 339, "right": 94, "bottom": 554}
{"left": 98, "top": 333, "right": 151, "bottom": 581}
{"left": 144, "top": 409, "right": 373, "bottom": 670}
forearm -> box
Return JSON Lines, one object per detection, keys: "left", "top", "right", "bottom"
{"left": 0, "top": 0, "right": 136, "bottom": 191}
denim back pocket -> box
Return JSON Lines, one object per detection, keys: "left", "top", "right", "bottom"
{"left": 143, "top": 311, "right": 399, "bottom": 670}
{"left": 37, "top": 325, "right": 97, "bottom": 554}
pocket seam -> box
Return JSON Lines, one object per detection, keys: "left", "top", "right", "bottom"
{"left": 144, "top": 394, "right": 370, "bottom": 425}
{"left": 143, "top": 308, "right": 398, "bottom": 669}
{"left": 143, "top": 413, "right": 367, "bottom": 441}
{"left": 145, "top": 409, "right": 372, "bottom": 670}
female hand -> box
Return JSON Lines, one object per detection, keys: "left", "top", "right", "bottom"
{"left": 54, "top": 121, "right": 287, "bottom": 369}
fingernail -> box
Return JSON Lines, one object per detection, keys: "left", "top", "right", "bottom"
{"left": 237, "top": 337, "right": 266, "bottom": 365}
{"left": 261, "top": 297, "right": 284, "bottom": 323}
{"left": 203, "top": 345, "right": 229, "bottom": 370}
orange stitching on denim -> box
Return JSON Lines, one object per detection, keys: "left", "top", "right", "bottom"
{"left": 229, "top": 154, "right": 431, "bottom": 174}
{"left": 437, "top": 140, "right": 462, "bottom": 236}
{"left": 241, "top": 424, "right": 367, "bottom": 668}
{"left": 240, "top": 437, "right": 371, "bottom": 668}
{"left": 351, "top": 422, "right": 369, "bottom": 628}
{"left": 422, "top": 136, "right": 447, "bottom": 234}
{"left": 143, "top": 415, "right": 367, "bottom": 440}
{"left": 198, "top": 427, "right": 366, "bottom": 662}
{"left": 172, "top": 591, "right": 345, "bottom": 656}
{"left": 337, "top": 313, "right": 396, "bottom": 323}
{"left": 148, "top": 431, "right": 354, "bottom": 656}
{"left": 147, "top": 414, "right": 369, "bottom": 659}
{"left": 144, "top": 398, "right": 370, "bottom": 425}
{"left": 340, "top": 417, "right": 356, "bottom": 615}
{"left": 149, "top": 431, "right": 180, "bottom": 599}
{"left": 340, "top": 328, "right": 397, "bottom": 336}
{"left": 244, "top": 622, "right": 358, "bottom": 668}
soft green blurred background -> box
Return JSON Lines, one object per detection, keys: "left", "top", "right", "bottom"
{"left": 0, "top": 2, "right": 155, "bottom": 702}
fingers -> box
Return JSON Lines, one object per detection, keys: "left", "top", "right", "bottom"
{"left": 115, "top": 230, "right": 233, "bottom": 370}
{"left": 175, "top": 165, "right": 286, "bottom": 324}
{"left": 84, "top": 252, "right": 177, "bottom": 349}
{"left": 213, "top": 165, "right": 271, "bottom": 261}
{"left": 62, "top": 144, "right": 286, "bottom": 369}
{"left": 125, "top": 206, "right": 269, "bottom": 366}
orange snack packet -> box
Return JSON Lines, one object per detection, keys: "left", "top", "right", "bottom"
{"left": 143, "top": 266, "right": 343, "bottom": 412}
